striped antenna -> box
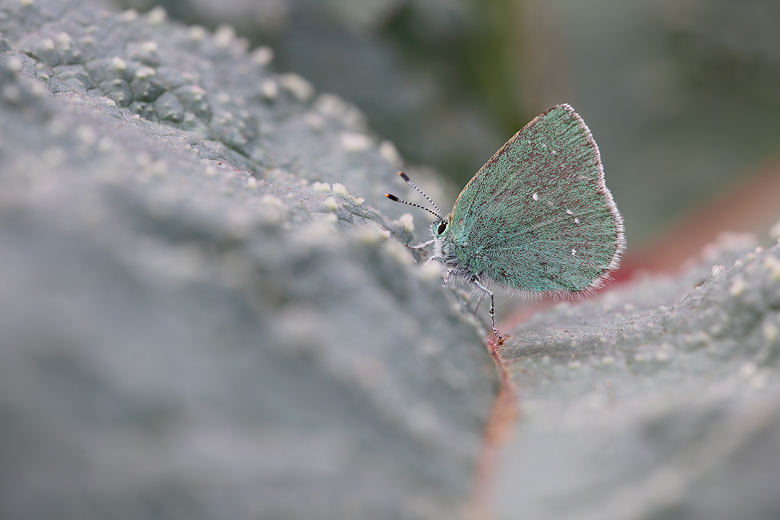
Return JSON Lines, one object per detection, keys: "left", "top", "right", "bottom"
{"left": 385, "top": 171, "right": 445, "bottom": 220}
{"left": 385, "top": 194, "right": 444, "bottom": 220}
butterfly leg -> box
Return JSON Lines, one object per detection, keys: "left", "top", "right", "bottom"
{"left": 406, "top": 239, "right": 435, "bottom": 250}
{"left": 472, "top": 278, "right": 503, "bottom": 342}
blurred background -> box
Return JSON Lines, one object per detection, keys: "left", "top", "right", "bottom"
{"left": 112, "top": 0, "right": 780, "bottom": 274}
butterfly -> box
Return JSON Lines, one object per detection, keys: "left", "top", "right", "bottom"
{"left": 386, "top": 104, "right": 626, "bottom": 342}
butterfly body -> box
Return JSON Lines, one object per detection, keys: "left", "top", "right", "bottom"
{"left": 388, "top": 104, "right": 625, "bottom": 340}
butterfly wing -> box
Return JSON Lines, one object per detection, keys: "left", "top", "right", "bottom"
{"left": 449, "top": 104, "right": 625, "bottom": 293}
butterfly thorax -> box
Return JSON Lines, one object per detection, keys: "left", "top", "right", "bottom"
{"left": 429, "top": 217, "right": 479, "bottom": 284}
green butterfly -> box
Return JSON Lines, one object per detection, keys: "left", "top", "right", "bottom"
{"left": 387, "top": 104, "right": 625, "bottom": 342}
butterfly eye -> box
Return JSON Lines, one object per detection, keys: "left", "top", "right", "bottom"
{"left": 437, "top": 221, "right": 448, "bottom": 235}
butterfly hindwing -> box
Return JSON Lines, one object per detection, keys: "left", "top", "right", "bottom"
{"left": 449, "top": 104, "right": 625, "bottom": 293}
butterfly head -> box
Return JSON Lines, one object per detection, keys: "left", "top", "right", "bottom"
{"left": 430, "top": 217, "right": 452, "bottom": 240}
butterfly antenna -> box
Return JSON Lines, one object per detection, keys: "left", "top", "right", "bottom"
{"left": 385, "top": 171, "right": 445, "bottom": 220}
{"left": 385, "top": 194, "right": 444, "bottom": 220}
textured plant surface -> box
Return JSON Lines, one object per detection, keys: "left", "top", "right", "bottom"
{"left": 0, "top": 2, "right": 496, "bottom": 519}
{"left": 496, "top": 236, "right": 780, "bottom": 519}
{"left": 1, "top": 1, "right": 778, "bottom": 519}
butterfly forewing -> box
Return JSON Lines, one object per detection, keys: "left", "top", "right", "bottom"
{"left": 450, "top": 104, "right": 625, "bottom": 293}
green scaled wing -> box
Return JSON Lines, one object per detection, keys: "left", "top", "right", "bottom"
{"left": 449, "top": 104, "right": 625, "bottom": 293}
